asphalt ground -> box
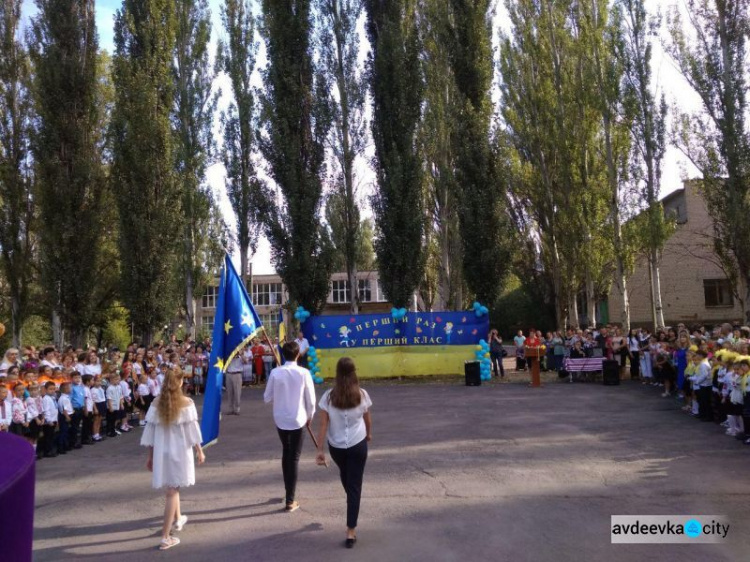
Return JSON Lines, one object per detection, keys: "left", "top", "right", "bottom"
{"left": 32, "top": 371, "right": 750, "bottom": 561}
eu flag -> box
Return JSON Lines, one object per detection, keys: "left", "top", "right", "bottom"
{"left": 200, "top": 255, "right": 263, "bottom": 446}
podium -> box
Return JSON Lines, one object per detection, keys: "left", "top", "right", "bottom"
{"left": 524, "top": 346, "right": 544, "bottom": 387}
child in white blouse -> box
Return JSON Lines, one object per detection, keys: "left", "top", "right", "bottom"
{"left": 57, "top": 382, "right": 74, "bottom": 454}
{"left": 91, "top": 376, "right": 106, "bottom": 441}
{"left": 25, "top": 384, "right": 44, "bottom": 457}
{"left": 135, "top": 374, "right": 151, "bottom": 427}
{"left": 141, "top": 368, "right": 205, "bottom": 551}
{"left": 41, "top": 381, "right": 58, "bottom": 457}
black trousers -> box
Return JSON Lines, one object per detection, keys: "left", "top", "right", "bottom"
{"left": 57, "top": 417, "right": 70, "bottom": 451}
{"left": 697, "top": 387, "right": 713, "bottom": 420}
{"left": 71, "top": 408, "right": 83, "bottom": 445}
{"left": 81, "top": 412, "right": 93, "bottom": 442}
{"left": 329, "top": 439, "right": 368, "bottom": 530}
{"left": 106, "top": 410, "right": 118, "bottom": 436}
{"left": 629, "top": 351, "right": 640, "bottom": 378}
{"left": 277, "top": 427, "right": 305, "bottom": 504}
{"left": 42, "top": 423, "right": 57, "bottom": 455}
{"left": 490, "top": 352, "right": 505, "bottom": 377}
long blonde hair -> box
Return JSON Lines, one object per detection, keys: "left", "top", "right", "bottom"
{"left": 158, "top": 368, "right": 189, "bottom": 425}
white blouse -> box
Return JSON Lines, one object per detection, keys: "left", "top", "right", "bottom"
{"left": 319, "top": 389, "right": 372, "bottom": 449}
{"left": 140, "top": 399, "right": 202, "bottom": 489}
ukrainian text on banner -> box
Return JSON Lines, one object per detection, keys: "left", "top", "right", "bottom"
{"left": 302, "top": 312, "right": 489, "bottom": 378}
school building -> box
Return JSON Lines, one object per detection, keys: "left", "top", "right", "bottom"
{"left": 607, "top": 179, "right": 745, "bottom": 328}
{"left": 196, "top": 270, "right": 393, "bottom": 339}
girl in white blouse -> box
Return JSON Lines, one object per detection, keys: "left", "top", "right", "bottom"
{"left": 140, "top": 368, "right": 205, "bottom": 551}
{"left": 315, "top": 358, "right": 372, "bottom": 549}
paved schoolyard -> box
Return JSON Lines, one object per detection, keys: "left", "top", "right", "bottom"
{"left": 32, "top": 377, "right": 750, "bottom": 561}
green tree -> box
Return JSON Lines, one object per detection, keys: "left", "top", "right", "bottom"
{"left": 30, "top": 0, "right": 108, "bottom": 347}
{"left": 364, "top": 0, "right": 425, "bottom": 309}
{"left": 449, "top": 0, "right": 512, "bottom": 309}
{"left": 325, "top": 191, "right": 375, "bottom": 273}
{"left": 112, "top": 0, "right": 180, "bottom": 343}
{"left": 0, "top": 0, "right": 34, "bottom": 346}
{"left": 217, "top": 0, "right": 263, "bottom": 288}
{"left": 318, "top": 0, "right": 367, "bottom": 313}
{"left": 667, "top": 0, "right": 750, "bottom": 317}
{"left": 619, "top": 0, "right": 668, "bottom": 329}
{"left": 419, "top": 0, "right": 463, "bottom": 311}
{"left": 172, "top": 0, "right": 217, "bottom": 338}
{"left": 259, "top": 0, "right": 335, "bottom": 313}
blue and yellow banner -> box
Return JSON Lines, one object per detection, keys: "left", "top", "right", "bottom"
{"left": 200, "top": 255, "right": 263, "bottom": 447}
{"left": 302, "top": 311, "right": 489, "bottom": 378}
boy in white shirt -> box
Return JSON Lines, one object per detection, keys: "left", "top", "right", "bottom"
{"left": 42, "top": 381, "right": 59, "bottom": 456}
{"left": 57, "top": 382, "right": 74, "bottom": 454}
{"left": 106, "top": 373, "right": 125, "bottom": 437}
{"left": 81, "top": 375, "right": 95, "bottom": 445}
{"left": 0, "top": 384, "right": 12, "bottom": 431}
{"left": 91, "top": 377, "right": 106, "bottom": 441}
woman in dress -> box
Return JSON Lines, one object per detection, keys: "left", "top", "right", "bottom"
{"left": 315, "top": 358, "right": 373, "bottom": 548}
{"left": 140, "top": 368, "right": 205, "bottom": 551}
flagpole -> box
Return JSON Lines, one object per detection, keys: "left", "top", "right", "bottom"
{"left": 261, "top": 326, "right": 281, "bottom": 367}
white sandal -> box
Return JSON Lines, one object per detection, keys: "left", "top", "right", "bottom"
{"left": 173, "top": 515, "right": 188, "bottom": 532}
{"left": 159, "top": 536, "right": 180, "bottom": 550}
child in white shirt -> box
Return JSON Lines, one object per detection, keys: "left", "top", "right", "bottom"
{"left": 106, "top": 374, "right": 125, "bottom": 437}
{"left": 135, "top": 374, "right": 151, "bottom": 427}
{"left": 57, "top": 382, "right": 74, "bottom": 454}
{"left": 91, "top": 377, "right": 106, "bottom": 441}
{"left": 41, "top": 381, "right": 58, "bottom": 456}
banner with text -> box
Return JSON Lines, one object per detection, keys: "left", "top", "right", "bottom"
{"left": 302, "top": 311, "right": 490, "bottom": 378}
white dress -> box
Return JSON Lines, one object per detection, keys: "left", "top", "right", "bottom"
{"left": 140, "top": 399, "right": 202, "bottom": 489}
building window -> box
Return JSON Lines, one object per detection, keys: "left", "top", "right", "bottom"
{"left": 332, "top": 280, "right": 349, "bottom": 303}
{"left": 375, "top": 280, "right": 388, "bottom": 302}
{"left": 253, "top": 283, "right": 283, "bottom": 306}
{"left": 202, "top": 286, "right": 218, "bottom": 309}
{"left": 704, "top": 279, "right": 734, "bottom": 308}
{"left": 358, "top": 279, "right": 372, "bottom": 302}
{"left": 259, "top": 312, "right": 280, "bottom": 338}
{"left": 202, "top": 315, "right": 215, "bottom": 333}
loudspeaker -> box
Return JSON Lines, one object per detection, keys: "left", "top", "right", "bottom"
{"left": 603, "top": 359, "right": 620, "bottom": 386}
{"left": 465, "top": 361, "right": 481, "bottom": 386}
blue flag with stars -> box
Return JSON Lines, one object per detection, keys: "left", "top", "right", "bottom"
{"left": 200, "top": 255, "right": 263, "bottom": 447}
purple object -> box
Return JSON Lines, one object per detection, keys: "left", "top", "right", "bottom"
{"left": 0, "top": 433, "right": 35, "bottom": 562}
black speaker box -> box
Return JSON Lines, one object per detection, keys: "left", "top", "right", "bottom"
{"left": 603, "top": 359, "right": 620, "bottom": 386}
{"left": 465, "top": 361, "right": 481, "bottom": 386}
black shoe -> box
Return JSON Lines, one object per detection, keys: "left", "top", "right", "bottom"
{"left": 345, "top": 537, "right": 357, "bottom": 549}
{"left": 58, "top": 450, "right": 67, "bottom": 455}
{"left": 45, "top": 452, "right": 58, "bottom": 458}
{"left": 83, "top": 440, "right": 94, "bottom": 445}
{"left": 73, "top": 444, "right": 83, "bottom": 449}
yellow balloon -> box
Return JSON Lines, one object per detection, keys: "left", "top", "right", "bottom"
{"left": 484, "top": 352, "right": 490, "bottom": 358}
{"left": 475, "top": 345, "right": 482, "bottom": 351}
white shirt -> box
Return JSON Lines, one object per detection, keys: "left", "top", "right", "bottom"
{"left": 106, "top": 384, "right": 123, "bottom": 410}
{"left": 83, "top": 386, "right": 94, "bottom": 411}
{"left": 42, "top": 394, "right": 58, "bottom": 423}
{"left": 91, "top": 387, "right": 106, "bottom": 404}
{"left": 137, "top": 383, "right": 150, "bottom": 398}
{"left": 83, "top": 363, "right": 101, "bottom": 377}
{"left": 295, "top": 337, "right": 310, "bottom": 356}
{"left": 319, "top": 389, "right": 372, "bottom": 449}
{"left": 58, "top": 393, "right": 74, "bottom": 416}
{"left": 41, "top": 359, "right": 60, "bottom": 370}
{"left": 120, "top": 380, "right": 132, "bottom": 400}
{"left": 0, "top": 397, "right": 12, "bottom": 427}
{"left": 264, "top": 361, "right": 316, "bottom": 430}
{"left": 148, "top": 377, "right": 161, "bottom": 397}
{"left": 25, "top": 396, "right": 42, "bottom": 420}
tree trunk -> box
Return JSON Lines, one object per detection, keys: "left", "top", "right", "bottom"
{"left": 10, "top": 295, "right": 21, "bottom": 348}
{"left": 184, "top": 223, "right": 195, "bottom": 339}
{"left": 585, "top": 271, "right": 596, "bottom": 328}
{"left": 52, "top": 310, "right": 63, "bottom": 349}
{"left": 569, "top": 292, "right": 579, "bottom": 329}
{"left": 648, "top": 249, "right": 665, "bottom": 329}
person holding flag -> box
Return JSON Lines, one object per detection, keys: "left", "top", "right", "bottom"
{"left": 200, "top": 256, "right": 271, "bottom": 447}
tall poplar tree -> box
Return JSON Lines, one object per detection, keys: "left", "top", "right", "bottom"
{"left": 318, "top": 0, "right": 367, "bottom": 313}
{"left": 0, "top": 0, "right": 34, "bottom": 346}
{"left": 30, "top": 0, "right": 106, "bottom": 346}
{"left": 619, "top": 0, "right": 668, "bottom": 329}
{"left": 364, "top": 0, "right": 425, "bottom": 309}
{"left": 667, "top": 0, "right": 750, "bottom": 316}
{"left": 173, "top": 0, "right": 216, "bottom": 337}
{"left": 259, "top": 0, "right": 335, "bottom": 313}
{"left": 217, "top": 0, "right": 263, "bottom": 288}
{"left": 449, "top": 0, "right": 512, "bottom": 309}
{"left": 419, "top": 0, "right": 463, "bottom": 311}
{"left": 112, "top": 0, "right": 179, "bottom": 343}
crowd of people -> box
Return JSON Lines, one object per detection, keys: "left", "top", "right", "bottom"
{"left": 0, "top": 335, "right": 284, "bottom": 459}
{"left": 503, "top": 322, "right": 750, "bottom": 445}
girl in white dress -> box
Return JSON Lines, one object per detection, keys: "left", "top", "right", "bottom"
{"left": 140, "top": 368, "right": 205, "bottom": 550}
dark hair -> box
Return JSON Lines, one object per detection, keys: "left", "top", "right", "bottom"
{"left": 45, "top": 381, "right": 56, "bottom": 389}
{"left": 82, "top": 375, "right": 93, "bottom": 385}
{"left": 329, "top": 357, "right": 362, "bottom": 410}
{"left": 282, "top": 341, "right": 300, "bottom": 361}
{"left": 695, "top": 349, "right": 708, "bottom": 358}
